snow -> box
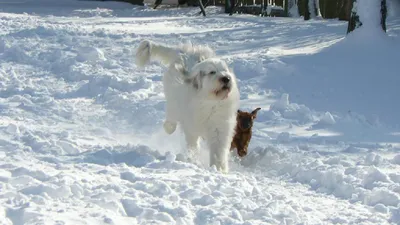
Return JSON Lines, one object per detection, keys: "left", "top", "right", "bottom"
{"left": 0, "top": 0, "right": 400, "bottom": 224}
{"left": 357, "top": 0, "right": 383, "bottom": 30}
{"left": 288, "top": 2, "right": 300, "bottom": 17}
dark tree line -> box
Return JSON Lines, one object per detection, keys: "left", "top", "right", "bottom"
{"left": 291, "top": 0, "right": 387, "bottom": 34}
{"left": 98, "top": 0, "right": 389, "bottom": 31}
{"left": 296, "top": 0, "right": 351, "bottom": 20}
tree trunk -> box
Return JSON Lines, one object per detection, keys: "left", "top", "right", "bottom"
{"left": 297, "top": 0, "right": 304, "bottom": 16}
{"left": 319, "top": 0, "right": 326, "bottom": 17}
{"left": 344, "top": 0, "right": 352, "bottom": 20}
{"left": 311, "top": 0, "right": 319, "bottom": 17}
{"left": 198, "top": 0, "right": 207, "bottom": 16}
{"left": 323, "top": 0, "right": 338, "bottom": 18}
{"left": 304, "top": 0, "right": 310, "bottom": 20}
{"left": 225, "top": 0, "right": 233, "bottom": 13}
{"left": 304, "top": 0, "right": 318, "bottom": 19}
{"left": 381, "top": 0, "right": 387, "bottom": 32}
{"left": 338, "top": 0, "right": 351, "bottom": 20}
{"left": 336, "top": 0, "right": 344, "bottom": 18}
{"left": 264, "top": 0, "right": 268, "bottom": 15}
{"left": 284, "top": 0, "right": 289, "bottom": 16}
{"left": 347, "top": 0, "right": 362, "bottom": 34}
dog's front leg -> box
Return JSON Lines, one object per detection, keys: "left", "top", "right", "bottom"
{"left": 163, "top": 101, "right": 177, "bottom": 134}
{"left": 206, "top": 126, "right": 233, "bottom": 173}
{"left": 236, "top": 142, "right": 248, "bottom": 157}
{"left": 162, "top": 82, "right": 178, "bottom": 135}
{"left": 163, "top": 120, "right": 177, "bottom": 134}
{"left": 183, "top": 131, "right": 200, "bottom": 162}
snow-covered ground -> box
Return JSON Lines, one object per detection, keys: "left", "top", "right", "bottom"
{"left": 0, "top": 1, "right": 400, "bottom": 224}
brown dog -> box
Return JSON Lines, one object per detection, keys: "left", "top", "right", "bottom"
{"left": 230, "top": 107, "right": 261, "bottom": 157}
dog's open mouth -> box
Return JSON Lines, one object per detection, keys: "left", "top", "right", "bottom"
{"left": 215, "top": 85, "right": 231, "bottom": 99}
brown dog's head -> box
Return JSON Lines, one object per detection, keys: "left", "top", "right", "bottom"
{"left": 237, "top": 107, "right": 261, "bottom": 131}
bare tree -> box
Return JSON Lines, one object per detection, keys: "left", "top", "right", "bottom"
{"left": 284, "top": 0, "right": 289, "bottom": 15}
{"left": 336, "top": 0, "right": 344, "bottom": 17}
{"left": 311, "top": 0, "right": 320, "bottom": 17}
{"left": 262, "top": 0, "right": 269, "bottom": 16}
{"left": 347, "top": 0, "right": 362, "bottom": 33}
{"left": 304, "top": 0, "right": 310, "bottom": 19}
{"left": 323, "top": 0, "right": 338, "bottom": 18}
{"left": 225, "top": 0, "right": 235, "bottom": 14}
{"left": 338, "top": 0, "right": 352, "bottom": 20}
{"left": 381, "top": 0, "right": 387, "bottom": 32}
{"left": 197, "top": 0, "right": 206, "bottom": 16}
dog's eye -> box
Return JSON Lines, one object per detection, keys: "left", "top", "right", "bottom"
{"left": 209, "top": 71, "right": 216, "bottom": 75}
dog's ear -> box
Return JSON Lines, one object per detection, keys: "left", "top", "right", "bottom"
{"left": 237, "top": 109, "right": 242, "bottom": 114}
{"left": 251, "top": 108, "right": 261, "bottom": 118}
{"left": 184, "top": 77, "right": 200, "bottom": 90}
{"left": 186, "top": 71, "right": 204, "bottom": 90}
{"left": 192, "top": 76, "right": 200, "bottom": 89}
{"left": 182, "top": 62, "right": 205, "bottom": 90}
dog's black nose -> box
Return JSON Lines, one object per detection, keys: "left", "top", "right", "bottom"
{"left": 220, "top": 76, "right": 230, "bottom": 84}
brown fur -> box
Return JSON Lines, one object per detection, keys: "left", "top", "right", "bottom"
{"left": 230, "top": 107, "right": 261, "bottom": 157}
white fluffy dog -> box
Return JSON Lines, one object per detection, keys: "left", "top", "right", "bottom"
{"left": 135, "top": 40, "right": 240, "bottom": 173}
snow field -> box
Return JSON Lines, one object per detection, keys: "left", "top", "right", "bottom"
{"left": 0, "top": 1, "right": 399, "bottom": 224}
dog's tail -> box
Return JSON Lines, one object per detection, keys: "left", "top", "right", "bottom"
{"left": 135, "top": 40, "right": 181, "bottom": 68}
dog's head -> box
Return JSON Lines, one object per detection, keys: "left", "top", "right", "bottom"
{"left": 185, "top": 58, "right": 237, "bottom": 101}
{"left": 237, "top": 107, "right": 261, "bottom": 131}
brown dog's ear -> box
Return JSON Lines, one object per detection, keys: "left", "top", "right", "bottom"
{"left": 237, "top": 109, "right": 242, "bottom": 114}
{"left": 251, "top": 107, "right": 261, "bottom": 118}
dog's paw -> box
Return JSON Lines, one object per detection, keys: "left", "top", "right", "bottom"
{"left": 218, "top": 164, "right": 229, "bottom": 174}
{"left": 213, "top": 161, "right": 229, "bottom": 174}
{"left": 135, "top": 40, "right": 152, "bottom": 67}
{"left": 210, "top": 164, "right": 229, "bottom": 174}
{"left": 163, "top": 121, "right": 177, "bottom": 135}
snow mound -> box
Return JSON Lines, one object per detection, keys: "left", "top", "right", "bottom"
{"left": 392, "top": 154, "right": 400, "bottom": 165}
{"left": 242, "top": 146, "right": 400, "bottom": 214}
{"left": 76, "top": 47, "right": 107, "bottom": 63}
{"left": 269, "top": 93, "right": 314, "bottom": 123}
{"left": 318, "top": 112, "right": 336, "bottom": 125}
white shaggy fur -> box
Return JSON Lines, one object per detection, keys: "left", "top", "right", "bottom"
{"left": 135, "top": 40, "right": 240, "bottom": 173}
